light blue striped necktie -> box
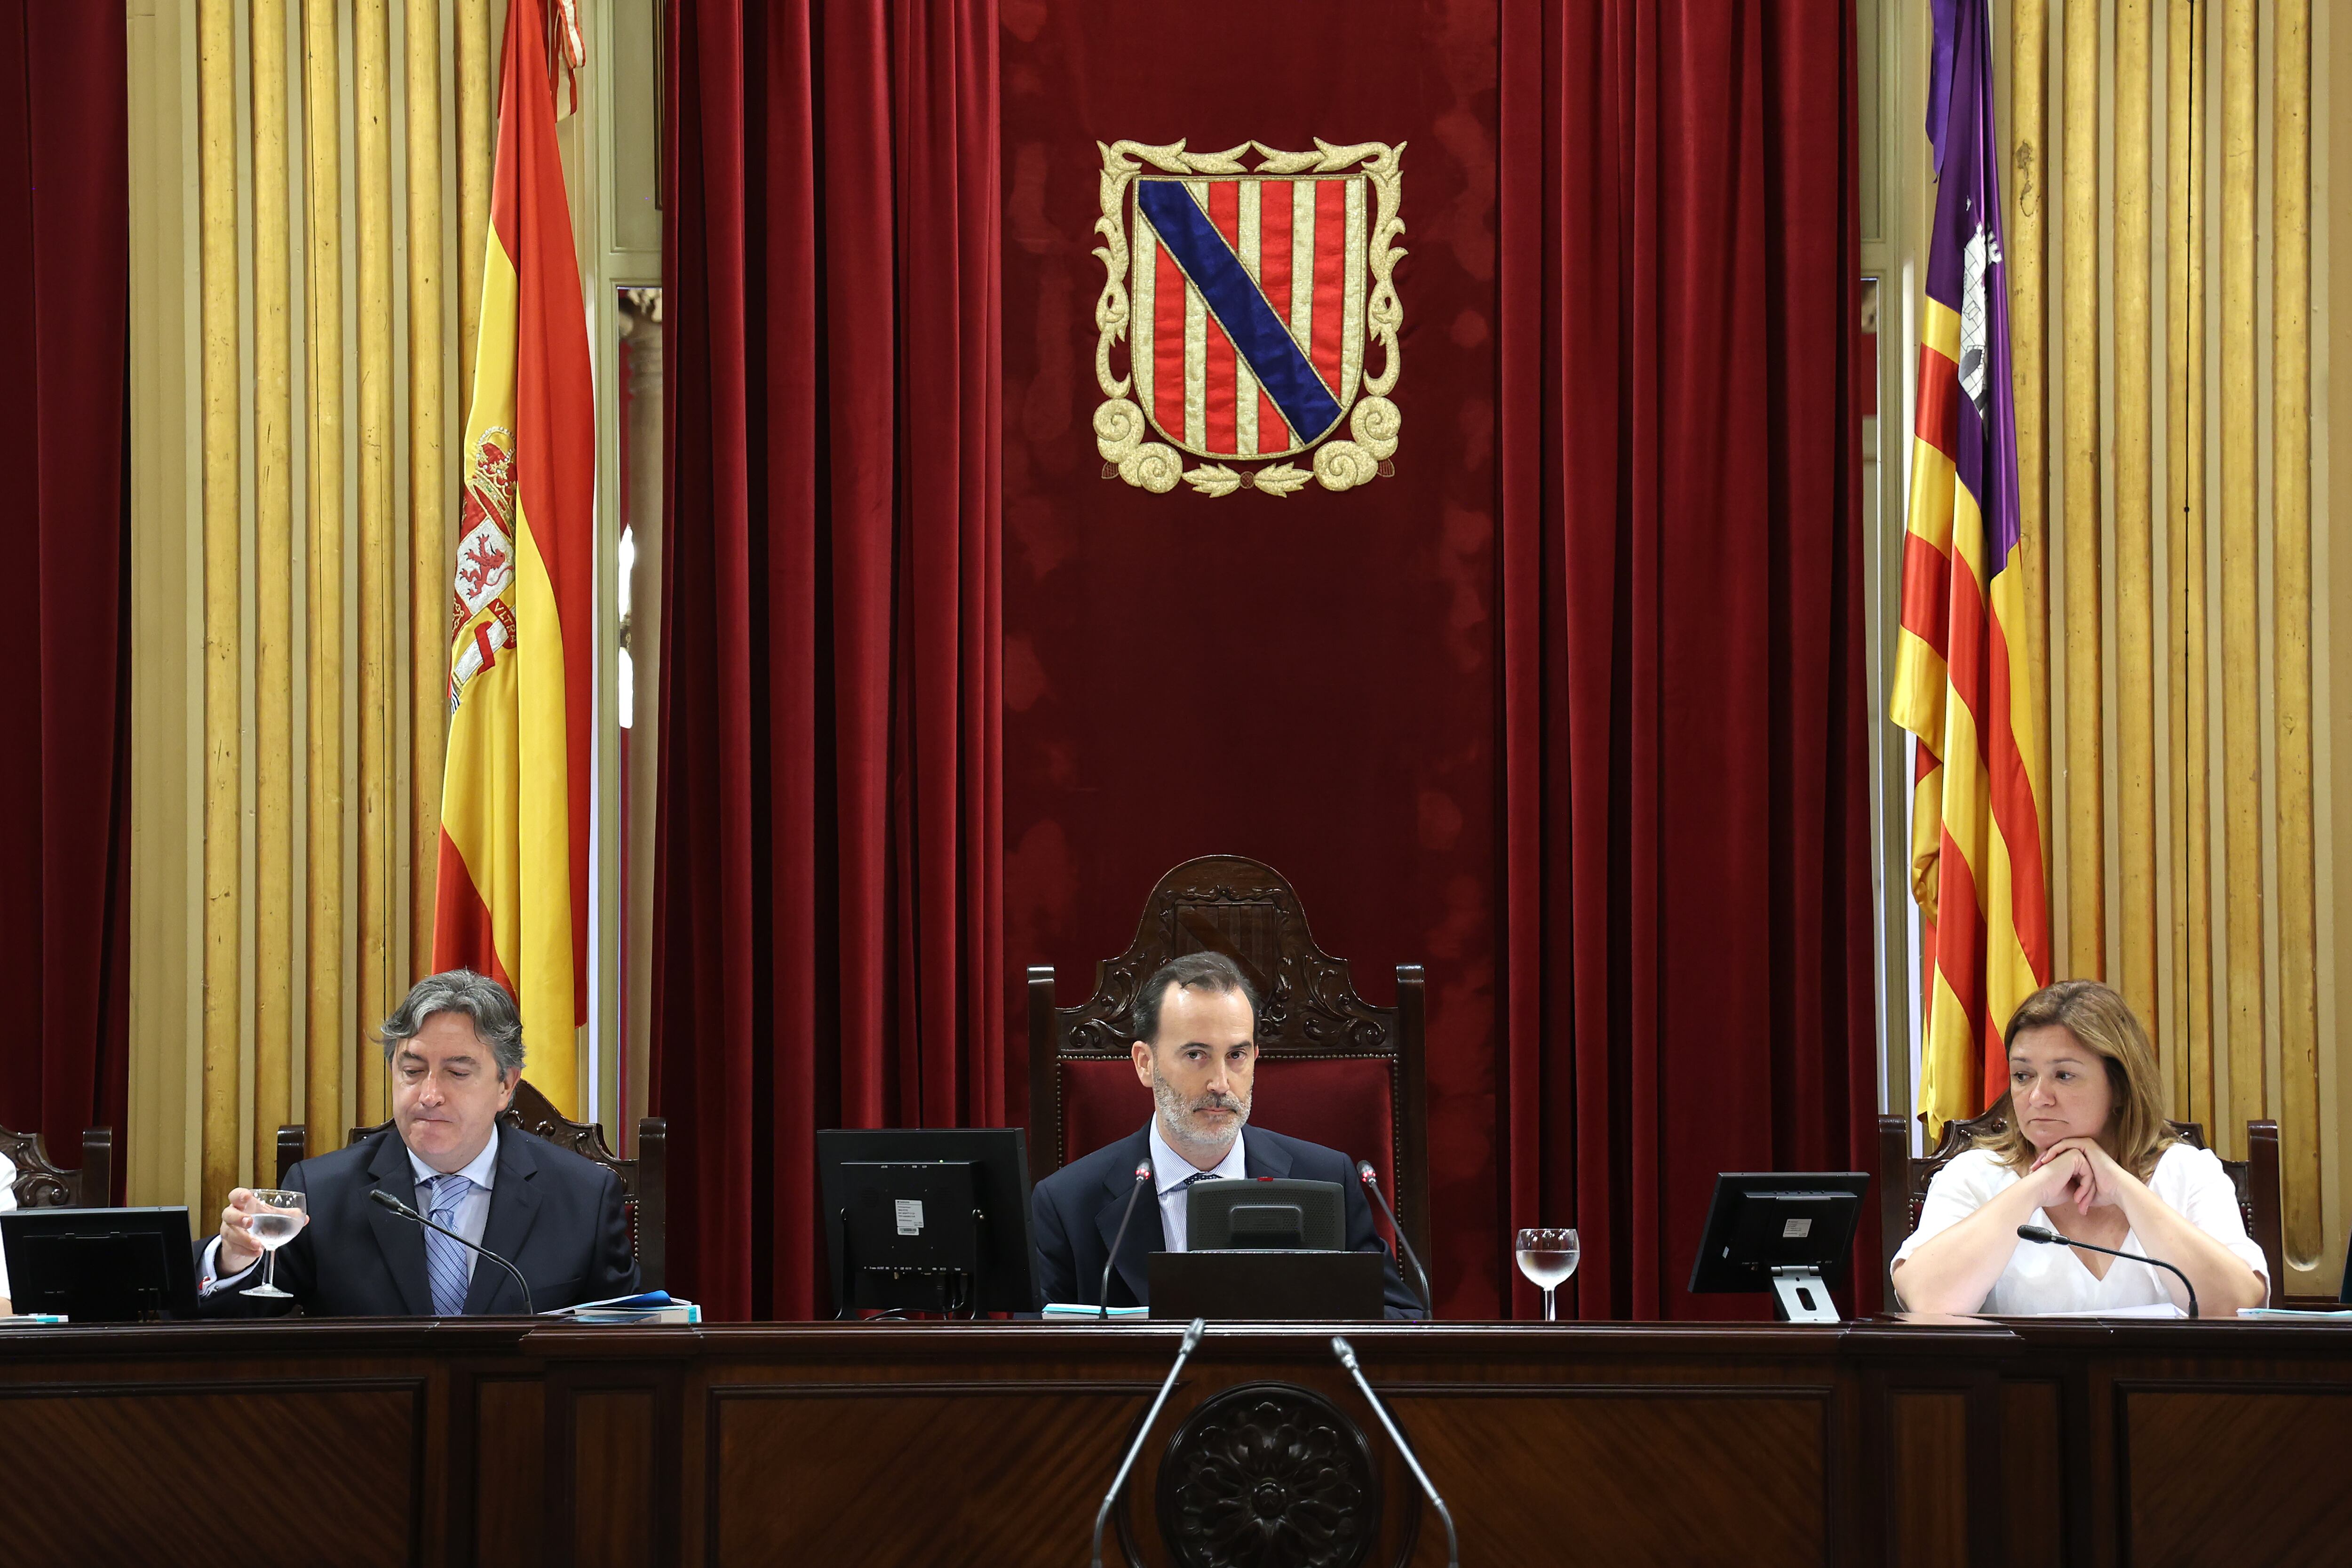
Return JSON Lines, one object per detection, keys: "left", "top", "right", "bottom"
{"left": 422, "top": 1172, "right": 475, "bottom": 1317}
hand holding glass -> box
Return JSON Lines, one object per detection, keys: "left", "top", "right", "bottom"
{"left": 1516, "top": 1227, "right": 1579, "bottom": 1322}
{"left": 243, "top": 1189, "right": 308, "bottom": 1299}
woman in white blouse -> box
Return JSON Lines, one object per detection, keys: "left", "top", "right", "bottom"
{"left": 1892, "top": 980, "right": 2269, "bottom": 1316}
{"left": 0, "top": 1148, "right": 15, "bottom": 1312}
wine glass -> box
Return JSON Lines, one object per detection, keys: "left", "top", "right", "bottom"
{"left": 244, "top": 1188, "right": 309, "bottom": 1299}
{"left": 1516, "top": 1227, "right": 1580, "bottom": 1322}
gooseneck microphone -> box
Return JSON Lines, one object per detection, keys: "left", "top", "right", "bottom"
{"left": 1356, "top": 1160, "right": 1434, "bottom": 1320}
{"left": 1332, "top": 1336, "right": 1459, "bottom": 1568}
{"left": 1099, "top": 1161, "right": 1153, "bottom": 1322}
{"left": 2015, "top": 1223, "right": 2199, "bottom": 1320}
{"left": 1091, "top": 1316, "right": 1205, "bottom": 1568}
{"left": 369, "top": 1187, "right": 536, "bottom": 1317}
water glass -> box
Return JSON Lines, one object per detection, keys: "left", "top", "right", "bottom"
{"left": 1516, "top": 1227, "right": 1580, "bottom": 1322}
{"left": 244, "top": 1188, "right": 309, "bottom": 1299}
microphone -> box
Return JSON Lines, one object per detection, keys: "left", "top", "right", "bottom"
{"left": 370, "top": 1187, "right": 536, "bottom": 1317}
{"left": 2015, "top": 1223, "right": 2199, "bottom": 1319}
{"left": 1099, "top": 1161, "right": 1153, "bottom": 1322}
{"left": 1356, "top": 1160, "right": 1434, "bottom": 1320}
{"left": 1091, "top": 1316, "right": 1205, "bottom": 1568}
{"left": 1332, "top": 1336, "right": 1458, "bottom": 1568}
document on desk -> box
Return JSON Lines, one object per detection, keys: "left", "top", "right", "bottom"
{"left": 540, "top": 1292, "right": 701, "bottom": 1324}
{"left": 2237, "top": 1306, "right": 2352, "bottom": 1320}
{"left": 2009, "top": 1302, "right": 2187, "bottom": 1320}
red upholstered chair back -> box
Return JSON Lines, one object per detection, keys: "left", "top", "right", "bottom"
{"left": 1029, "top": 855, "right": 1429, "bottom": 1258}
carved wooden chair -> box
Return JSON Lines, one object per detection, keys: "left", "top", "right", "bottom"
{"left": 1028, "top": 854, "right": 1430, "bottom": 1259}
{"left": 0, "top": 1122, "right": 112, "bottom": 1210}
{"left": 1877, "top": 1111, "right": 2284, "bottom": 1307}
{"left": 276, "top": 1081, "right": 668, "bottom": 1291}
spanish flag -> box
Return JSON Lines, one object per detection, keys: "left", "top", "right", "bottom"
{"left": 434, "top": 0, "right": 593, "bottom": 1111}
{"left": 1891, "top": 0, "right": 2051, "bottom": 1139}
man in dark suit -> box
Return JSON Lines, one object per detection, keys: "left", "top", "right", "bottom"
{"left": 1030, "top": 951, "right": 1422, "bottom": 1318}
{"left": 199, "top": 969, "right": 638, "bottom": 1316}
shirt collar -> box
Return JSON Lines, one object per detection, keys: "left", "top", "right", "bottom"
{"left": 1149, "top": 1116, "right": 1248, "bottom": 1196}
{"left": 408, "top": 1124, "right": 500, "bottom": 1191}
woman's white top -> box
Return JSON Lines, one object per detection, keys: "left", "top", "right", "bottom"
{"left": 0, "top": 1152, "right": 15, "bottom": 1301}
{"left": 1892, "top": 1143, "right": 2269, "bottom": 1314}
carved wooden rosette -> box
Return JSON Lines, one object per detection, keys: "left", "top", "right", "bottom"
{"left": 1112, "top": 1381, "right": 1389, "bottom": 1568}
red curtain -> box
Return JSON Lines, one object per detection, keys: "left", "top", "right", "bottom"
{"left": 1499, "top": 0, "right": 1878, "bottom": 1317}
{"left": 0, "top": 0, "right": 131, "bottom": 1188}
{"left": 656, "top": 0, "right": 1001, "bottom": 1321}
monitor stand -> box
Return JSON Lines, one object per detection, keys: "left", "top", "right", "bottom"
{"left": 1769, "top": 1267, "right": 1839, "bottom": 1323}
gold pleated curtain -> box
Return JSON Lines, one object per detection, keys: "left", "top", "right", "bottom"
{"left": 187, "top": 0, "right": 495, "bottom": 1204}
{"left": 2005, "top": 0, "right": 2330, "bottom": 1289}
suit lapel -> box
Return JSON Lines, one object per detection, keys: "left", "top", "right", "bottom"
{"left": 1092, "top": 1125, "right": 1161, "bottom": 1307}
{"left": 362, "top": 1131, "right": 433, "bottom": 1316}
{"left": 465, "top": 1129, "right": 543, "bottom": 1313}
{"left": 1243, "top": 1129, "right": 1290, "bottom": 1180}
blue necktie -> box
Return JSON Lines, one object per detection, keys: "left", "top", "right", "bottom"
{"left": 422, "top": 1172, "right": 474, "bottom": 1317}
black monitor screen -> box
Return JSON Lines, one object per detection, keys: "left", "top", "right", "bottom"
{"left": 0, "top": 1206, "right": 200, "bottom": 1321}
{"left": 817, "top": 1129, "right": 1039, "bottom": 1316}
{"left": 1686, "top": 1173, "right": 1870, "bottom": 1295}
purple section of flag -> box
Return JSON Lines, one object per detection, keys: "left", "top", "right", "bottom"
{"left": 1921, "top": 0, "right": 2021, "bottom": 576}
{"left": 1927, "top": 0, "right": 1960, "bottom": 172}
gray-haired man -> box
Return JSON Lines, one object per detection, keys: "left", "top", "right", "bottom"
{"left": 198, "top": 969, "right": 638, "bottom": 1316}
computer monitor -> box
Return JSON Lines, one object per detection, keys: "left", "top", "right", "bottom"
{"left": 1685, "top": 1172, "right": 1870, "bottom": 1322}
{"left": 0, "top": 1206, "right": 201, "bottom": 1321}
{"left": 1185, "top": 1177, "right": 1346, "bottom": 1251}
{"left": 816, "top": 1129, "right": 1040, "bottom": 1316}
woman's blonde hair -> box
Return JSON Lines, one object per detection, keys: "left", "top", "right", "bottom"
{"left": 1976, "top": 980, "right": 2177, "bottom": 1179}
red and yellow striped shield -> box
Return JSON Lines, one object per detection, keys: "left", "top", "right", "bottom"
{"left": 433, "top": 0, "right": 595, "bottom": 1111}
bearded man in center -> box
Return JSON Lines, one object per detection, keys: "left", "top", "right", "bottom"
{"left": 1027, "top": 950, "right": 1422, "bottom": 1317}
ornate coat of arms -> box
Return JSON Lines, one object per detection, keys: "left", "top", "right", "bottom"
{"left": 1092, "top": 138, "right": 1403, "bottom": 498}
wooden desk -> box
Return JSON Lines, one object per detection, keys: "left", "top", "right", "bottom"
{"left": 2, "top": 1316, "right": 2347, "bottom": 1567}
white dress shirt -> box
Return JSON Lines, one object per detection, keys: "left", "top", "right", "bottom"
{"left": 1149, "top": 1118, "right": 1249, "bottom": 1253}
{"left": 200, "top": 1128, "right": 501, "bottom": 1294}
{"left": 1893, "top": 1142, "right": 2270, "bottom": 1313}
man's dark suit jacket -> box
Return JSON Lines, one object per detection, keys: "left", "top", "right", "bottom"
{"left": 199, "top": 1124, "right": 639, "bottom": 1316}
{"left": 1030, "top": 1122, "right": 1423, "bottom": 1319}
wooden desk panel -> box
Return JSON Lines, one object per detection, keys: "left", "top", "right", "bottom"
{"left": 3, "top": 1318, "right": 2350, "bottom": 1568}
{"left": 4, "top": 1377, "right": 421, "bottom": 1568}
{"left": 1390, "top": 1387, "right": 1831, "bottom": 1566}
{"left": 2120, "top": 1386, "right": 2352, "bottom": 1567}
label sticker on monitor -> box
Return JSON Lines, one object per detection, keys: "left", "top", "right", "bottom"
{"left": 895, "top": 1199, "right": 924, "bottom": 1236}
{"left": 1782, "top": 1217, "right": 1813, "bottom": 1239}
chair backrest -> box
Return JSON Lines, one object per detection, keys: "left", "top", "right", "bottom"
{"left": 275, "top": 1081, "right": 667, "bottom": 1291}
{"left": 0, "top": 1123, "right": 111, "bottom": 1210}
{"left": 1877, "top": 1112, "right": 2282, "bottom": 1305}
{"left": 1027, "top": 854, "right": 1430, "bottom": 1260}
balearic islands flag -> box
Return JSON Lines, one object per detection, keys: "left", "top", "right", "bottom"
{"left": 434, "top": 0, "right": 594, "bottom": 1111}
{"left": 1891, "top": 0, "right": 2051, "bottom": 1139}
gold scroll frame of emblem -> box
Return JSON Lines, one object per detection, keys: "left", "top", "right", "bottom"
{"left": 1091, "top": 139, "right": 1403, "bottom": 499}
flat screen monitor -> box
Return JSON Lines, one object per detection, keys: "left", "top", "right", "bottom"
{"left": 817, "top": 1128, "right": 1040, "bottom": 1316}
{"left": 1685, "top": 1172, "right": 1870, "bottom": 1322}
{"left": 0, "top": 1206, "right": 200, "bottom": 1322}
{"left": 1185, "top": 1177, "right": 1346, "bottom": 1251}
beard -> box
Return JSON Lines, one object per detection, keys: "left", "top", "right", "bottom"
{"left": 1152, "top": 1070, "right": 1250, "bottom": 1154}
